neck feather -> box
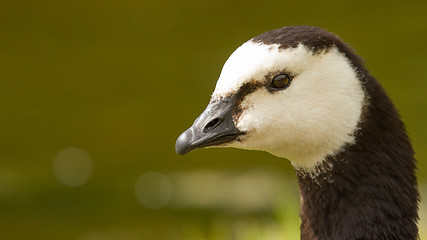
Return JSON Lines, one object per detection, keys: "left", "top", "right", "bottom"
{"left": 297, "top": 76, "right": 419, "bottom": 240}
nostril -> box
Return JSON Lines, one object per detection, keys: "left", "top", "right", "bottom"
{"left": 203, "top": 118, "right": 223, "bottom": 133}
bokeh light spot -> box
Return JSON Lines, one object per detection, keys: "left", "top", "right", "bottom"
{"left": 135, "top": 172, "right": 172, "bottom": 209}
{"left": 53, "top": 147, "right": 92, "bottom": 187}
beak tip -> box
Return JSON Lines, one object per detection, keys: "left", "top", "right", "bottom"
{"left": 175, "top": 129, "right": 193, "bottom": 155}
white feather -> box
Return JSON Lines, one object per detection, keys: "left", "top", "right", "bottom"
{"left": 213, "top": 41, "right": 365, "bottom": 172}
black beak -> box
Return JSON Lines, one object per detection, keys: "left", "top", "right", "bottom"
{"left": 175, "top": 96, "right": 243, "bottom": 155}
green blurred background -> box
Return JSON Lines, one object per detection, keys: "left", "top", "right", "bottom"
{"left": 1, "top": 0, "right": 426, "bottom": 239}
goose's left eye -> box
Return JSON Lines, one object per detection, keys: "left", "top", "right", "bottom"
{"left": 271, "top": 74, "right": 291, "bottom": 89}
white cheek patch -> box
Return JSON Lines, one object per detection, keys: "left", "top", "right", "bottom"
{"left": 213, "top": 41, "right": 365, "bottom": 172}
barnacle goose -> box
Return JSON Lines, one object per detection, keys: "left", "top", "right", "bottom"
{"left": 175, "top": 26, "right": 419, "bottom": 240}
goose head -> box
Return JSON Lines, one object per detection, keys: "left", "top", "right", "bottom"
{"left": 175, "top": 26, "right": 366, "bottom": 172}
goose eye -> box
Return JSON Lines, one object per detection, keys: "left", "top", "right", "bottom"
{"left": 271, "top": 74, "right": 291, "bottom": 89}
